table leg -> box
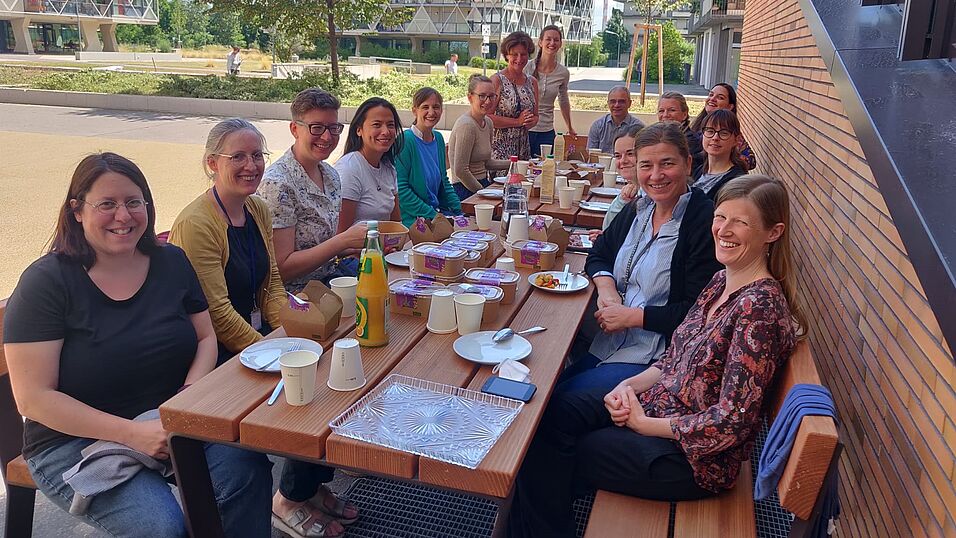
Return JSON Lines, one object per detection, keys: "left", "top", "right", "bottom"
{"left": 169, "top": 434, "right": 226, "bottom": 538}
{"left": 491, "top": 489, "right": 515, "bottom": 538}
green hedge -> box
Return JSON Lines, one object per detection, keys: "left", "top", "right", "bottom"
{"left": 468, "top": 57, "right": 506, "bottom": 69}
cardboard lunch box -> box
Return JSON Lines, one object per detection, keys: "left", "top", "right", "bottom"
{"left": 409, "top": 214, "right": 476, "bottom": 244}
{"left": 279, "top": 280, "right": 343, "bottom": 342}
{"left": 377, "top": 221, "right": 409, "bottom": 251}
{"left": 528, "top": 215, "right": 570, "bottom": 257}
{"left": 511, "top": 240, "right": 560, "bottom": 271}
{"left": 389, "top": 278, "right": 446, "bottom": 318}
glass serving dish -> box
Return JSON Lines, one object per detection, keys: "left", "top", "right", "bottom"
{"left": 329, "top": 374, "right": 523, "bottom": 469}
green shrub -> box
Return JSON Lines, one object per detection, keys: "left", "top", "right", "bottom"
{"left": 627, "top": 22, "right": 694, "bottom": 84}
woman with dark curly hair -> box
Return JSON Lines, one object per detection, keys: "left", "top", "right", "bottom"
{"left": 488, "top": 31, "right": 539, "bottom": 160}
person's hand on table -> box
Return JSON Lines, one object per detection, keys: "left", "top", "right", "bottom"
{"left": 595, "top": 304, "right": 643, "bottom": 333}
{"left": 125, "top": 419, "right": 170, "bottom": 459}
{"left": 567, "top": 128, "right": 577, "bottom": 137}
{"left": 587, "top": 229, "right": 603, "bottom": 243}
{"left": 620, "top": 183, "right": 639, "bottom": 202}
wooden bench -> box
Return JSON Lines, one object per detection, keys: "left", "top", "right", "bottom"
{"left": 583, "top": 340, "right": 841, "bottom": 538}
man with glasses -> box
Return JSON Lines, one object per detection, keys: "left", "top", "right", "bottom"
{"left": 587, "top": 86, "right": 645, "bottom": 153}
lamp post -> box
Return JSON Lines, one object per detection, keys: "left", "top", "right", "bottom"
{"left": 604, "top": 29, "right": 621, "bottom": 68}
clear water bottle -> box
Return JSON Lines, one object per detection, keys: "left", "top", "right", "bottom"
{"left": 502, "top": 156, "right": 527, "bottom": 225}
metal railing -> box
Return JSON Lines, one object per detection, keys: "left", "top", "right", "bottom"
{"left": 688, "top": 0, "right": 745, "bottom": 33}
{"left": 5, "top": 0, "right": 157, "bottom": 21}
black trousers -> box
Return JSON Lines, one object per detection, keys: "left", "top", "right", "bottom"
{"left": 507, "top": 365, "right": 713, "bottom": 538}
{"left": 278, "top": 459, "right": 336, "bottom": 503}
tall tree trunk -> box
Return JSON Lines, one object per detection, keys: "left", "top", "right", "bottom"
{"left": 326, "top": 0, "right": 339, "bottom": 82}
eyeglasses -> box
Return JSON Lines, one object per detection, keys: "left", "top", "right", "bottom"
{"left": 702, "top": 127, "right": 734, "bottom": 140}
{"left": 81, "top": 198, "right": 149, "bottom": 215}
{"left": 214, "top": 151, "right": 270, "bottom": 166}
{"left": 471, "top": 93, "right": 498, "bottom": 102}
{"left": 294, "top": 121, "right": 345, "bottom": 137}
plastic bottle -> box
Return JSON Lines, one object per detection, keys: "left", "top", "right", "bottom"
{"left": 502, "top": 156, "right": 528, "bottom": 225}
{"left": 553, "top": 132, "right": 566, "bottom": 161}
{"left": 355, "top": 230, "right": 389, "bottom": 347}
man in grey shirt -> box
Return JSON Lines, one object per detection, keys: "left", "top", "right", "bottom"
{"left": 587, "top": 86, "right": 645, "bottom": 153}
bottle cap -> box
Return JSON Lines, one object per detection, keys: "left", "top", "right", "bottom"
{"left": 510, "top": 155, "right": 518, "bottom": 161}
{"left": 367, "top": 230, "right": 380, "bottom": 238}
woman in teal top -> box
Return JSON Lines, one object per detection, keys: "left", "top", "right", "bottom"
{"left": 396, "top": 87, "right": 462, "bottom": 227}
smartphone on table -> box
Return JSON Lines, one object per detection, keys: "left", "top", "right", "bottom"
{"left": 481, "top": 376, "right": 536, "bottom": 402}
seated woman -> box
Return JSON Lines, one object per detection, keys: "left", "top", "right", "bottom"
{"left": 692, "top": 109, "right": 749, "bottom": 200}
{"left": 3, "top": 153, "right": 272, "bottom": 537}
{"left": 258, "top": 88, "right": 368, "bottom": 292}
{"left": 571, "top": 122, "right": 722, "bottom": 375}
{"left": 335, "top": 97, "right": 403, "bottom": 232}
{"left": 448, "top": 74, "right": 511, "bottom": 200}
{"left": 169, "top": 119, "right": 286, "bottom": 366}
{"left": 395, "top": 87, "right": 462, "bottom": 227}
{"left": 509, "top": 174, "right": 804, "bottom": 537}
{"left": 657, "top": 91, "right": 704, "bottom": 169}
{"left": 690, "top": 83, "right": 757, "bottom": 170}
{"left": 598, "top": 124, "right": 643, "bottom": 232}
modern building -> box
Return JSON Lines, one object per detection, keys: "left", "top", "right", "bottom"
{"left": 0, "top": 0, "right": 157, "bottom": 55}
{"left": 687, "top": 0, "right": 745, "bottom": 87}
{"left": 343, "top": 0, "right": 593, "bottom": 62}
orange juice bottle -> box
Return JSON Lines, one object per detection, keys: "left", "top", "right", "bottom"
{"left": 355, "top": 230, "right": 389, "bottom": 347}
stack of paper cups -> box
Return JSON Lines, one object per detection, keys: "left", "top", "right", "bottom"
{"left": 454, "top": 294, "right": 486, "bottom": 335}
{"left": 426, "top": 290, "right": 457, "bottom": 334}
{"left": 327, "top": 338, "right": 366, "bottom": 391}
{"left": 507, "top": 214, "right": 529, "bottom": 243}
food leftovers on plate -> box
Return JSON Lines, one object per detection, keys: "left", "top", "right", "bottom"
{"left": 534, "top": 273, "right": 561, "bottom": 289}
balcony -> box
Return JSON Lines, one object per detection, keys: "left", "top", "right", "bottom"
{"left": 4, "top": 0, "right": 158, "bottom": 22}
{"left": 688, "top": 0, "right": 745, "bottom": 34}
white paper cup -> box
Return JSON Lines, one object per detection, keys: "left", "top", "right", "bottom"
{"left": 279, "top": 350, "right": 321, "bottom": 406}
{"left": 475, "top": 204, "right": 495, "bottom": 230}
{"left": 454, "top": 293, "right": 486, "bottom": 335}
{"left": 602, "top": 171, "right": 617, "bottom": 188}
{"left": 507, "top": 214, "right": 529, "bottom": 243}
{"left": 327, "top": 338, "right": 366, "bottom": 391}
{"left": 558, "top": 187, "right": 576, "bottom": 209}
{"left": 427, "top": 290, "right": 458, "bottom": 334}
{"left": 570, "top": 180, "right": 588, "bottom": 202}
{"left": 555, "top": 175, "right": 569, "bottom": 190}
{"left": 495, "top": 257, "right": 516, "bottom": 271}
{"left": 330, "top": 276, "right": 358, "bottom": 317}
{"left": 598, "top": 155, "right": 612, "bottom": 169}
{"left": 516, "top": 160, "right": 529, "bottom": 176}
{"left": 540, "top": 144, "right": 552, "bottom": 158}
{"left": 608, "top": 157, "right": 618, "bottom": 173}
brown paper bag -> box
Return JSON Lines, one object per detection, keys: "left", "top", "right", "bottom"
{"left": 564, "top": 134, "right": 590, "bottom": 161}
{"left": 279, "top": 281, "right": 343, "bottom": 341}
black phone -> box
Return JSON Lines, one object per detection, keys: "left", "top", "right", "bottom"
{"left": 481, "top": 376, "right": 536, "bottom": 402}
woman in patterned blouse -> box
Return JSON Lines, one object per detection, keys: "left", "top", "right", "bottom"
{"left": 489, "top": 31, "right": 539, "bottom": 160}
{"left": 508, "top": 174, "right": 807, "bottom": 538}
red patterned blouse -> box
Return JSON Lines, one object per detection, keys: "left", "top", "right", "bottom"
{"left": 639, "top": 271, "right": 797, "bottom": 493}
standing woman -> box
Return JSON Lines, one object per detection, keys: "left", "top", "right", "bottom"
{"left": 395, "top": 87, "right": 462, "bottom": 227}
{"left": 169, "top": 118, "right": 286, "bottom": 366}
{"left": 689, "top": 83, "right": 756, "bottom": 170}
{"left": 692, "top": 109, "right": 748, "bottom": 200}
{"left": 525, "top": 25, "right": 574, "bottom": 157}
{"left": 448, "top": 74, "right": 512, "bottom": 200}
{"left": 336, "top": 97, "right": 403, "bottom": 231}
{"left": 4, "top": 153, "right": 272, "bottom": 537}
{"left": 489, "top": 31, "right": 539, "bottom": 160}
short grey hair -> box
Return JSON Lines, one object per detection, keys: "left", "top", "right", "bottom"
{"left": 202, "top": 118, "right": 268, "bottom": 179}
{"left": 290, "top": 88, "right": 341, "bottom": 120}
{"left": 608, "top": 85, "right": 631, "bottom": 100}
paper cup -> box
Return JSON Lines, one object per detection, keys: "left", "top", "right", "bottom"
{"left": 475, "top": 204, "right": 495, "bottom": 231}
{"left": 330, "top": 276, "right": 358, "bottom": 317}
{"left": 507, "top": 214, "right": 529, "bottom": 243}
{"left": 555, "top": 175, "right": 569, "bottom": 190}
{"left": 602, "top": 171, "right": 617, "bottom": 188}
{"left": 279, "top": 350, "right": 321, "bottom": 406}
{"left": 495, "top": 257, "right": 516, "bottom": 271}
{"left": 454, "top": 293, "right": 486, "bottom": 335}
{"left": 540, "top": 144, "right": 552, "bottom": 158}
{"left": 598, "top": 155, "right": 612, "bottom": 169}
{"left": 608, "top": 157, "right": 618, "bottom": 173}
{"left": 427, "top": 290, "right": 458, "bottom": 334}
{"left": 558, "top": 187, "right": 576, "bottom": 209}
{"left": 570, "top": 180, "right": 588, "bottom": 202}
{"left": 516, "top": 160, "right": 529, "bottom": 176}
{"left": 327, "top": 338, "right": 366, "bottom": 391}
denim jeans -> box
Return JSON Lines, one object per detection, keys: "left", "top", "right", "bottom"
{"left": 528, "top": 130, "right": 556, "bottom": 158}
{"left": 28, "top": 437, "right": 273, "bottom": 538}
{"left": 452, "top": 177, "right": 491, "bottom": 202}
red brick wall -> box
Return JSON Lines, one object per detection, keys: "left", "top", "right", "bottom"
{"left": 737, "top": 0, "right": 956, "bottom": 535}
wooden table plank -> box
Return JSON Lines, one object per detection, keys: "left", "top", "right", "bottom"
{"left": 418, "top": 253, "right": 592, "bottom": 497}
{"left": 583, "top": 490, "right": 670, "bottom": 538}
{"left": 534, "top": 199, "right": 580, "bottom": 226}
{"left": 461, "top": 191, "right": 503, "bottom": 218}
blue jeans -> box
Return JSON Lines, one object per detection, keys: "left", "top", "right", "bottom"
{"left": 452, "top": 177, "right": 491, "bottom": 201}
{"left": 28, "top": 437, "right": 273, "bottom": 538}
{"left": 528, "top": 130, "right": 556, "bottom": 158}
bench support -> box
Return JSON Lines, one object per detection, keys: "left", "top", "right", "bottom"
{"left": 4, "top": 484, "right": 36, "bottom": 538}
{"left": 789, "top": 442, "right": 843, "bottom": 538}
{"left": 168, "top": 435, "right": 225, "bottom": 538}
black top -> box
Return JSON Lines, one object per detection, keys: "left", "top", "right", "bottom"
{"left": 3, "top": 246, "right": 208, "bottom": 459}
{"left": 686, "top": 130, "right": 705, "bottom": 171}
{"left": 691, "top": 163, "right": 748, "bottom": 201}
{"left": 585, "top": 188, "right": 722, "bottom": 345}
{"left": 219, "top": 208, "right": 270, "bottom": 363}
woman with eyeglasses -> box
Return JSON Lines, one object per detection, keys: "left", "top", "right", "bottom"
{"left": 3, "top": 153, "right": 272, "bottom": 537}
{"left": 258, "top": 88, "right": 369, "bottom": 292}
{"left": 489, "top": 31, "right": 539, "bottom": 160}
{"left": 169, "top": 118, "right": 286, "bottom": 366}
{"left": 692, "top": 109, "right": 748, "bottom": 201}
{"left": 394, "top": 87, "right": 463, "bottom": 227}
{"left": 689, "top": 83, "right": 756, "bottom": 170}
{"left": 448, "top": 74, "right": 511, "bottom": 200}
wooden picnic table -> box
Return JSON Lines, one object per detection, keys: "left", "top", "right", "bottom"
{"left": 159, "top": 241, "right": 594, "bottom": 538}
{"left": 462, "top": 184, "right": 618, "bottom": 230}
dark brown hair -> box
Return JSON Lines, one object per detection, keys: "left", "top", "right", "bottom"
{"left": 701, "top": 109, "right": 749, "bottom": 173}
{"left": 411, "top": 87, "right": 443, "bottom": 125}
{"left": 691, "top": 82, "right": 738, "bottom": 132}
{"left": 500, "top": 31, "right": 535, "bottom": 60}
{"left": 50, "top": 153, "right": 160, "bottom": 267}
{"left": 532, "top": 25, "right": 563, "bottom": 80}
{"left": 634, "top": 121, "right": 691, "bottom": 164}
{"left": 290, "top": 88, "right": 340, "bottom": 120}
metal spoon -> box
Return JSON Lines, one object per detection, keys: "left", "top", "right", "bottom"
{"left": 492, "top": 326, "right": 547, "bottom": 343}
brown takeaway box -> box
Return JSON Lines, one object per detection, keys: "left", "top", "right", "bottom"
{"left": 279, "top": 280, "right": 343, "bottom": 342}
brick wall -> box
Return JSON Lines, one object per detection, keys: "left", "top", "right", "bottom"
{"left": 736, "top": 0, "right": 956, "bottom": 535}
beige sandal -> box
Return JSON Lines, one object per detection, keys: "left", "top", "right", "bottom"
{"left": 310, "top": 486, "right": 360, "bottom": 525}
{"left": 271, "top": 506, "right": 344, "bottom": 538}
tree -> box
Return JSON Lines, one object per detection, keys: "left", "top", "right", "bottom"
{"left": 602, "top": 8, "right": 630, "bottom": 64}
{"left": 208, "top": 0, "right": 413, "bottom": 81}
{"left": 629, "top": 21, "right": 693, "bottom": 83}
{"left": 565, "top": 36, "right": 610, "bottom": 67}
{"left": 208, "top": 11, "right": 244, "bottom": 47}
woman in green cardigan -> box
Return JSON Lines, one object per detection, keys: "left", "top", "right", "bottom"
{"left": 395, "top": 87, "right": 462, "bottom": 227}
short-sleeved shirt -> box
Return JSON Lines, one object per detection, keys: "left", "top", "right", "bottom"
{"left": 335, "top": 151, "right": 398, "bottom": 224}
{"left": 258, "top": 149, "right": 342, "bottom": 292}
{"left": 587, "top": 113, "right": 646, "bottom": 153}
{"left": 3, "top": 246, "right": 208, "bottom": 459}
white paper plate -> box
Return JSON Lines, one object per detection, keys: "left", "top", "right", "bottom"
{"left": 528, "top": 271, "right": 590, "bottom": 293}
{"left": 616, "top": 176, "right": 628, "bottom": 184}
{"left": 492, "top": 176, "right": 508, "bottom": 184}
{"left": 239, "top": 337, "right": 323, "bottom": 373}
{"left": 579, "top": 201, "right": 612, "bottom": 212}
{"left": 453, "top": 331, "right": 532, "bottom": 365}
{"left": 476, "top": 188, "right": 503, "bottom": 199}
{"left": 385, "top": 250, "right": 410, "bottom": 267}
{"left": 590, "top": 187, "right": 622, "bottom": 198}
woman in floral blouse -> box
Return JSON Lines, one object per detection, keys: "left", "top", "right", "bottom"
{"left": 508, "top": 174, "right": 806, "bottom": 538}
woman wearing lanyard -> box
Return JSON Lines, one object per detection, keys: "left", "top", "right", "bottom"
{"left": 170, "top": 118, "right": 286, "bottom": 365}
{"left": 525, "top": 25, "right": 574, "bottom": 158}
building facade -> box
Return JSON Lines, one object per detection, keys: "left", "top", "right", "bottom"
{"left": 0, "top": 0, "right": 157, "bottom": 55}
{"left": 344, "top": 0, "right": 593, "bottom": 62}
{"left": 688, "top": 0, "right": 744, "bottom": 88}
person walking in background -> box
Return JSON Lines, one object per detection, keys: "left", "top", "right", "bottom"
{"left": 444, "top": 53, "right": 459, "bottom": 75}
{"left": 226, "top": 45, "right": 242, "bottom": 76}
{"left": 489, "top": 31, "right": 539, "bottom": 160}
{"left": 525, "top": 25, "right": 574, "bottom": 157}
{"left": 587, "top": 86, "right": 645, "bottom": 153}
{"left": 395, "top": 87, "right": 462, "bottom": 227}
{"left": 690, "top": 83, "right": 757, "bottom": 170}
{"left": 448, "top": 74, "right": 511, "bottom": 200}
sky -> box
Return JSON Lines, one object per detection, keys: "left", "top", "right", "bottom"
{"left": 593, "top": 0, "right": 624, "bottom": 34}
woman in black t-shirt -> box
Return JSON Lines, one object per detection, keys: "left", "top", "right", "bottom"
{"left": 2, "top": 153, "right": 272, "bottom": 537}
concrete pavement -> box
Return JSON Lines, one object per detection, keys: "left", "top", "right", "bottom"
{"left": 567, "top": 66, "right": 708, "bottom": 97}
